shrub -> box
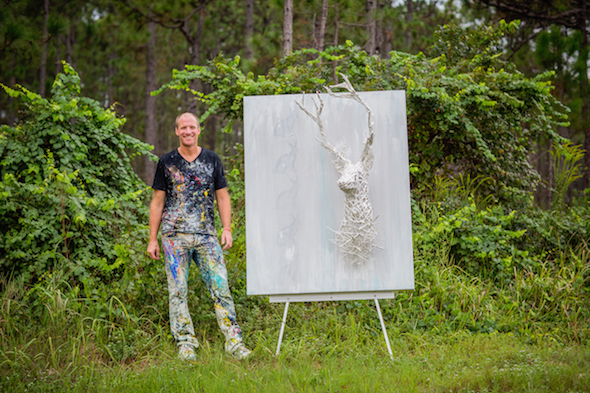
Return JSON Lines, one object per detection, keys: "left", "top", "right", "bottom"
{"left": 0, "top": 63, "right": 154, "bottom": 286}
{"left": 414, "top": 201, "right": 542, "bottom": 284}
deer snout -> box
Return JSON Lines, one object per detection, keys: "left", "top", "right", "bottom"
{"left": 337, "top": 163, "right": 367, "bottom": 193}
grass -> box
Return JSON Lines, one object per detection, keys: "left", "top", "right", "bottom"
{"left": 5, "top": 328, "right": 589, "bottom": 392}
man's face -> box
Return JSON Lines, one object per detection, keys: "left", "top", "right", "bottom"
{"left": 175, "top": 114, "right": 201, "bottom": 148}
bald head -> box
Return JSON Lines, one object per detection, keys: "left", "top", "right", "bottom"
{"left": 175, "top": 112, "right": 200, "bottom": 129}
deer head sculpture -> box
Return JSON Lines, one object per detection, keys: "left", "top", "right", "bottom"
{"left": 296, "top": 74, "right": 377, "bottom": 266}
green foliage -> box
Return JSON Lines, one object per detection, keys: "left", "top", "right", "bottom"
{"left": 413, "top": 191, "right": 590, "bottom": 287}
{"left": 0, "top": 62, "right": 154, "bottom": 284}
{"left": 550, "top": 141, "right": 585, "bottom": 210}
{"left": 393, "top": 241, "right": 590, "bottom": 341}
{"left": 394, "top": 21, "right": 568, "bottom": 200}
{"left": 414, "top": 202, "right": 539, "bottom": 284}
{"left": 156, "top": 21, "right": 569, "bottom": 205}
{"left": 427, "top": 173, "right": 494, "bottom": 209}
{"left": 430, "top": 19, "right": 515, "bottom": 65}
{"left": 512, "top": 205, "right": 590, "bottom": 257}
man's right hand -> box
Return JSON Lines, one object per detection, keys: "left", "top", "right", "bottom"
{"left": 147, "top": 240, "right": 160, "bottom": 260}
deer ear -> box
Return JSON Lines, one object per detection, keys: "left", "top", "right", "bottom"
{"left": 362, "top": 152, "right": 374, "bottom": 171}
{"left": 334, "top": 158, "right": 347, "bottom": 173}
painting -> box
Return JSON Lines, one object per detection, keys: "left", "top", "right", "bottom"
{"left": 244, "top": 87, "right": 414, "bottom": 296}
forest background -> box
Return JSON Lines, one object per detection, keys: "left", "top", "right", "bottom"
{"left": 1, "top": 0, "right": 590, "bottom": 392}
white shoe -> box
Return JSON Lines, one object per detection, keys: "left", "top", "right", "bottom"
{"left": 226, "top": 342, "right": 252, "bottom": 360}
{"left": 178, "top": 343, "right": 197, "bottom": 361}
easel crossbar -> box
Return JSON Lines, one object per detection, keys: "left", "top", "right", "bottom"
{"left": 269, "top": 291, "right": 396, "bottom": 303}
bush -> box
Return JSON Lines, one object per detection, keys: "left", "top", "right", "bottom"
{"left": 0, "top": 62, "right": 154, "bottom": 287}
{"left": 414, "top": 201, "right": 542, "bottom": 284}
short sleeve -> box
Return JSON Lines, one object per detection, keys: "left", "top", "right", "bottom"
{"left": 213, "top": 154, "right": 228, "bottom": 190}
{"left": 152, "top": 159, "right": 167, "bottom": 191}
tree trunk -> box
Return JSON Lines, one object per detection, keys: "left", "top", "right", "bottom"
{"left": 66, "top": 23, "right": 74, "bottom": 66}
{"left": 313, "top": 13, "right": 317, "bottom": 48}
{"left": 366, "top": 0, "right": 376, "bottom": 55}
{"left": 315, "top": 0, "right": 328, "bottom": 52}
{"left": 203, "top": 115, "right": 217, "bottom": 152}
{"left": 188, "top": 8, "right": 205, "bottom": 112}
{"left": 145, "top": 19, "right": 158, "bottom": 183}
{"left": 107, "top": 50, "right": 117, "bottom": 106}
{"left": 245, "top": 0, "right": 254, "bottom": 60}
{"left": 189, "top": 9, "right": 204, "bottom": 67}
{"left": 383, "top": 21, "right": 392, "bottom": 58}
{"left": 405, "top": 0, "right": 413, "bottom": 50}
{"left": 375, "top": 0, "right": 383, "bottom": 55}
{"left": 40, "top": 0, "right": 49, "bottom": 97}
{"left": 283, "top": 0, "right": 293, "bottom": 56}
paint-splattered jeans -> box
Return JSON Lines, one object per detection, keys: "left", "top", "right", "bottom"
{"left": 162, "top": 233, "right": 244, "bottom": 352}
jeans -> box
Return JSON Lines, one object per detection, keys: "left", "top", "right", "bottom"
{"left": 162, "top": 233, "right": 243, "bottom": 352}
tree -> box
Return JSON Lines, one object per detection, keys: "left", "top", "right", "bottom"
{"left": 475, "top": 0, "right": 588, "bottom": 34}
{"left": 0, "top": 0, "right": 69, "bottom": 111}
{"left": 124, "top": 0, "right": 210, "bottom": 95}
{"left": 465, "top": 0, "right": 590, "bottom": 187}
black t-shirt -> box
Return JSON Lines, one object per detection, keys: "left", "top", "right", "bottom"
{"left": 152, "top": 148, "right": 227, "bottom": 236}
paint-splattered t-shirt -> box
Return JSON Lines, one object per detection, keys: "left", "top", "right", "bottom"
{"left": 153, "top": 148, "right": 227, "bottom": 236}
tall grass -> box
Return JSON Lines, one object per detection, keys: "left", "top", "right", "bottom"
{"left": 0, "top": 272, "right": 167, "bottom": 391}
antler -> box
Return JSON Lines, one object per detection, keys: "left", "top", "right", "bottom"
{"left": 295, "top": 92, "right": 349, "bottom": 172}
{"left": 324, "top": 73, "right": 374, "bottom": 170}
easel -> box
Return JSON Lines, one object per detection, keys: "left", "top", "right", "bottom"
{"left": 270, "top": 291, "right": 395, "bottom": 360}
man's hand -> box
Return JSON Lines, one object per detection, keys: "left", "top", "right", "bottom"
{"left": 147, "top": 239, "right": 160, "bottom": 259}
{"left": 221, "top": 230, "right": 233, "bottom": 250}
{"left": 215, "top": 187, "right": 233, "bottom": 251}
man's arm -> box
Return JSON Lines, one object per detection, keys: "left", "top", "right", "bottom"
{"left": 147, "top": 189, "right": 166, "bottom": 259}
{"left": 215, "top": 187, "right": 233, "bottom": 250}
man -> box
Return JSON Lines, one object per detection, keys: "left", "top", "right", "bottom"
{"left": 147, "top": 112, "right": 251, "bottom": 360}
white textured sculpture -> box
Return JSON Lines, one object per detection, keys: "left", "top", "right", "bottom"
{"left": 296, "top": 74, "right": 377, "bottom": 266}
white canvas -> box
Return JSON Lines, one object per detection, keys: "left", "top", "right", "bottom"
{"left": 244, "top": 90, "right": 414, "bottom": 296}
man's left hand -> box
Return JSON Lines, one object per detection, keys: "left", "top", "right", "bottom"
{"left": 221, "top": 230, "right": 233, "bottom": 250}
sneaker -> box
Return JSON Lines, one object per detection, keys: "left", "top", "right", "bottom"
{"left": 178, "top": 343, "right": 197, "bottom": 361}
{"left": 226, "top": 342, "right": 252, "bottom": 360}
